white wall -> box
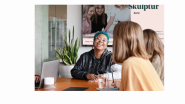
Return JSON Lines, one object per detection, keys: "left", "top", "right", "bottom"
{"left": 67, "top": 5, "right": 112, "bottom": 58}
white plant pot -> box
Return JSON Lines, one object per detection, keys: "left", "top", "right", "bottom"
{"left": 59, "top": 59, "right": 62, "bottom": 62}
{"left": 58, "top": 63, "right": 74, "bottom": 78}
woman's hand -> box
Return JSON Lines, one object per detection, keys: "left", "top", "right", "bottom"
{"left": 35, "top": 76, "right": 40, "bottom": 83}
{"left": 111, "top": 79, "right": 121, "bottom": 88}
{"left": 86, "top": 74, "right": 97, "bottom": 80}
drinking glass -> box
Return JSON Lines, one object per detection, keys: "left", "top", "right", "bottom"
{"left": 98, "top": 73, "right": 108, "bottom": 88}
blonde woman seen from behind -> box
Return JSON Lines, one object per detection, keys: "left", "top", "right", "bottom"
{"left": 111, "top": 21, "right": 164, "bottom": 91}
{"left": 143, "top": 29, "right": 164, "bottom": 85}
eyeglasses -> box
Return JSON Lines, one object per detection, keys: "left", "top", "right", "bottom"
{"left": 95, "top": 37, "right": 107, "bottom": 43}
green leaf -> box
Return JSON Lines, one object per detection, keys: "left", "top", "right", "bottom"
{"left": 72, "top": 26, "right": 74, "bottom": 46}
{"left": 55, "top": 50, "right": 61, "bottom": 57}
{"left": 73, "top": 39, "right": 78, "bottom": 54}
{"left": 70, "top": 47, "right": 74, "bottom": 63}
{"left": 56, "top": 55, "right": 62, "bottom": 59}
{"left": 78, "top": 39, "right": 80, "bottom": 49}
{"left": 71, "top": 36, "right": 74, "bottom": 47}
{"left": 62, "top": 33, "right": 67, "bottom": 47}
{"left": 59, "top": 47, "right": 62, "bottom": 55}
{"left": 64, "top": 54, "right": 72, "bottom": 64}
{"left": 69, "top": 29, "right": 71, "bottom": 45}
{"left": 63, "top": 48, "right": 68, "bottom": 55}
{"left": 63, "top": 59, "right": 69, "bottom": 65}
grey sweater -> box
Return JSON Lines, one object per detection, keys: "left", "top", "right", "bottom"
{"left": 152, "top": 55, "right": 164, "bottom": 85}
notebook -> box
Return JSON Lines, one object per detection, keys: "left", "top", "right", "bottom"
{"left": 63, "top": 87, "right": 89, "bottom": 91}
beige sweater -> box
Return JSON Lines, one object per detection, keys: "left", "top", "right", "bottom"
{"left": 119, "top": 57, "right": 164, "bottom": 91}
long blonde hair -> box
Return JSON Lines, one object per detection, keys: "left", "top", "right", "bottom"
{"left": 143, "top": 29, "right": 164, "bottom": 67}
{"left": 112, "top": 21, "right": 150, "bottom": 63}
{"left": 83, "top": 5, "right": 94, "bottom": 19}
{"left": 91, "top": 5, "right": 106, "bottom": 25}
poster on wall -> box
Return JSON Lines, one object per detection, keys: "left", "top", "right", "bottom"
{"left": 82, "top": 4, "right": 164, "bottom": 46}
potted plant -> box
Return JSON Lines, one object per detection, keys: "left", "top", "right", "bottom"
{"left": 55, "top": 26, "right": 80, "bottom": 78}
